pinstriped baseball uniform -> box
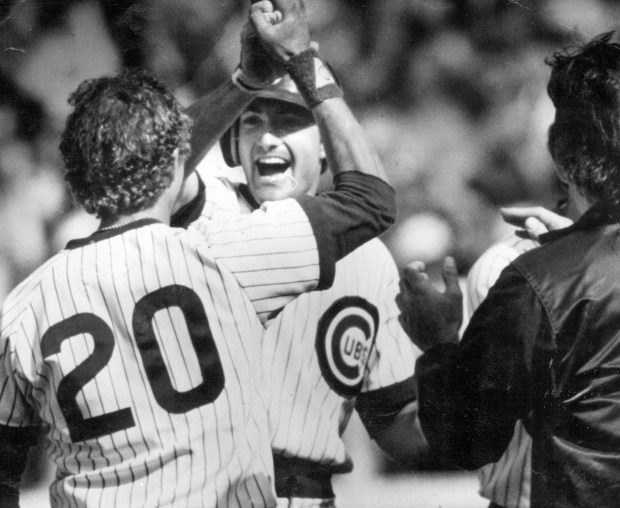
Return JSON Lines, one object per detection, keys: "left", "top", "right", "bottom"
{"left": 195, "top": 173, "right": 419, "bottom": 505}
{"left": 265, "top": 238, "right": 418, "bottom": 465}
{"left": 466, "top": 233, "right": 537, "bottom": 508}
{"left": 0, "top": 211, "right": 326, "bottom": 507}
{"left": 191, "top": 196, "right": 320, "bottom": 324}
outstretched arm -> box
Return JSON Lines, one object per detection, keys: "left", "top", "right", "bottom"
{"left": 398, "top": 261, "right": 535, "bottom": 469}
{"left": 185, "top": 81, "right": 254, "bottom": 173}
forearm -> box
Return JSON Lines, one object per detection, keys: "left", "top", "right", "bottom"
{"left": 355, "top": 377, "right": 425, "bottom": 465}
{"left": 373, "top": 401, "right": 431, "bottom": 466}
{"left": 313, "top": 97, "right": 389, "bottom": 184}
{"left": 416, "top": 343, "right": 484, "bottom": 469}
{"left": 185, "top": 80, "right": 254, "bottom": 172}
{"left": 416, "top": 267, "right": 536, "bottom": 469}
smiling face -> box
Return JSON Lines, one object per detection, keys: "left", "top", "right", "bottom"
{"left": 237, "top": 98, "right": 324, "bottom": 203}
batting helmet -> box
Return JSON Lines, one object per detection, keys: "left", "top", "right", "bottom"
{"left": 220, "top": 74, "right": 308, "bottom": 167}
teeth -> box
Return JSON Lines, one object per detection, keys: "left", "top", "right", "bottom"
{"left": 255, "top": 156, "right": 291, "bottom": 176}
{"left": 258, "top": 156, "right": 287, "bottom": 164}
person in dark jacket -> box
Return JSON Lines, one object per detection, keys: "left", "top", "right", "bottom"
{"left": 396, "top": 32, "right": 620, "bottom": 508}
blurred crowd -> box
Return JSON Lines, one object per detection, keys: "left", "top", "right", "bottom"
{"left": 1, "top": 0, "right": 619, "bottom": 301}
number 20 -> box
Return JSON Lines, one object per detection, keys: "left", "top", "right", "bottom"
{"left": 41, "top": 285, "right": 225, "bottom": 443}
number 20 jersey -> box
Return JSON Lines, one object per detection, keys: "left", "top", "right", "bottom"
{"left": 0, "top": 213, "right": 322, "bottom": 507}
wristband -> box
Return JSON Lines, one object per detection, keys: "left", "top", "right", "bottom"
{"left": 231, "top": 66, "right": 267, "bottom": 93}
{"left": 285, "top": 49, "right": 343, "bottom": 108}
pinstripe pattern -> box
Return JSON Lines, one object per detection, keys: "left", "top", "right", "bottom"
{"left": 0, "top": 223, "right": 283, "bottom": 507}
{"left": 265, "top": 239, "right": 419, "bottom": 476}
{"left": 190, "top": 175, "right": 322, "bottom": 323}
{"left": 200, "top": 174, "right": 420, "bottom": 506}
{"left": 466, "top": 233, "right": 536, "bottom": 508}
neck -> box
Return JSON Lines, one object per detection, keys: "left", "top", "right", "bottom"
{"left": 566, "top": 185, "right": 593, "bottom": 221}
{"left": 98, "top": 204, "right": 172, "bottom": 231}
{"left": 173, "top": 171, "right": 200, "bottom": 214}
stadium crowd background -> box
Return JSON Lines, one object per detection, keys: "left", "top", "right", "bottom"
{"left": 1, "top": 1, "right": 619, "bottom": 506}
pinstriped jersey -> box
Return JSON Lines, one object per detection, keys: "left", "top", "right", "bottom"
{"left": 264, "top": 238, "right": 419, "bottom": 468}
{"left": 466, "top": 233, "right": 537, "bottom": 508}
{"left": 196, "top": 174, "right": 418, "bottom": 469}
{"left": 189, "top": 192, "right": 320, "bottom": 324}
{"left": 0, "top": 216, "right": 325, "bottom": 507}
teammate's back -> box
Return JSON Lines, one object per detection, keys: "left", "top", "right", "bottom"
{"left": 0, "top": 222, "right": 274, "bottom": 507}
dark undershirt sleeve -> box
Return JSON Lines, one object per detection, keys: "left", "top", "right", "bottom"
{"left": 296, "top": 172, "right": 396, "bottom": 290}
{"left": 0, "top": 424, "right": 39, "bottom": 507}
{"left": 355, "top": 376, "right": 417, "bottom": 439}
{"left": 416, "top": 264, "right": 544, "bottom": 470}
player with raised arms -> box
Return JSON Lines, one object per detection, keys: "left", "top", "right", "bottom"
{"left": 172, "top": 4, "right": 429, "bottom": 508}
{"left": 0, "top": 2, "right": 397, "bottom": 506}
{"left": 231, "top": 76, "right": 428, "bottom": 507}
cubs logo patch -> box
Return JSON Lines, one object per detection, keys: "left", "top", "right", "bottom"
{"left": 316, "top": 296, "right": 379, "bottom": 398}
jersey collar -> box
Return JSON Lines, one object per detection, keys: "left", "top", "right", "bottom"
{"left": 65, "top": 218, "right": 162, "bottom": 250}
{"left": 237, "top": 183, "right": 260, "bottom": 210}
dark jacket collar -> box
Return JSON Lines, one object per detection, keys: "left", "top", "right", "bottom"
{"left": 540, "top": 201, "right": 620, "bottom": 244}
{"left": 66, "top": 218, "right": 161, "bottom": 249}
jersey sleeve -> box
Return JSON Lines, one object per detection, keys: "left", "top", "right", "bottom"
{"left": 189, "top": 172, "right": 395, "bottom": 322}
{"left": 191, "top": 198, "right": 323, "bottom": 323}
{"left": 296, "top": 173, "right": 395, "bottom": 290}
{"left": 355, "top": 244, "right": 420, "bottom": 436}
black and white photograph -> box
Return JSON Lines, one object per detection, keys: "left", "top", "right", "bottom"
{"left": 0, "top": 1, "right": 619, "bottom": 506}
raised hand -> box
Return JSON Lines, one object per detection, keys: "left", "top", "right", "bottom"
{"left": 396, "top": 257, "right": 462, "bottom": 352}
{"left": 239, "top": 17, "right": 285, "bottom": 88}
{"left": 501, "top": 206, "right": 573, "bottom": 242}
{"left": 250, "top": 0, "right": 311, "bottom": 62}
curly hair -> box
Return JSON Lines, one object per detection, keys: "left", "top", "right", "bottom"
{"left": 547, "top": 32, "right": 620, "bottom": 205}
{"left": 60, "top": 69, "right": 192, "bottom": 219}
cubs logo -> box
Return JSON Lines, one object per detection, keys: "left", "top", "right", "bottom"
{"left": 316, "top": 296, "right": 379, "bottom": 398}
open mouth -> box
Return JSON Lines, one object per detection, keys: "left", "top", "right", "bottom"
{"left": 255, "top": 156, "right": 291, "bottom": 177}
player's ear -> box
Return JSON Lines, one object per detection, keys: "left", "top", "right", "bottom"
{"left": 319, "top": 142, "right": 328, "bottom": 174}
{"left": 554, "top": 164, "right": 571, "bottom": 186}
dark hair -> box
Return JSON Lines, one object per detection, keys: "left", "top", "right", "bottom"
{"left": 547, "top": 32, "right": 620, "bottom": 204}
{"left": 59, "top": 69, "right": 192, "bottom": 219}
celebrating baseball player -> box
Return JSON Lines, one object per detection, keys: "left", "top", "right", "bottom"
{"left": 0, "top": 2, "right": 399, "bottom": 506}
{"left": 184, "top": 73, "right": 427, "bottom": 508}
{"left": 171, "top": 6, "right": 429, "bottom": 508}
